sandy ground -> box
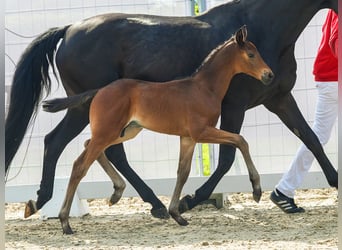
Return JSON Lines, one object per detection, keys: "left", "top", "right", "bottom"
{"left": 5, "top": 188, "right": 337, "bottom": 250}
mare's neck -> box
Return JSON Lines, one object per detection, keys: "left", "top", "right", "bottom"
{"left": 261, "top": 1, "right": 328, "bottom": 44}
{"left": 198, "top": 0, "right": 335, "bottom": 46}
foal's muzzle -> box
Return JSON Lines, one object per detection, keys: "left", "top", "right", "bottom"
{"left": 261, "top": 70, "right": 274, "bottom": 85}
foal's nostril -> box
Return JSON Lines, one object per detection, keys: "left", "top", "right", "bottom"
{"left": 268, "top": 71, "right": 274, "bottom": 80}
{"left": 262, "top": 70, "right": 274, "bottom": 85}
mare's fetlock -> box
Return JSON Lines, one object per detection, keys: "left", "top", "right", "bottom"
{"left": 151, "top": 207, "right": 170, "bottom": 219}
{"left": 178, "top": 195, "right": 192, "bottom": 214}
{"left": 36, "top": 190, "right": 53, "bottom": 209}
{"left": 328, "top": 177, "right": 338, "bottom": 189}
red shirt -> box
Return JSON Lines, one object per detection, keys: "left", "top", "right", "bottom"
{"left": 312, "top": 10, "right": 338, "bottom": 82}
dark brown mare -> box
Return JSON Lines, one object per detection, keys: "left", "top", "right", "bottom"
{"left": 6, "top": 0, "right": 338, "bottom": 220}
{"left": 42, "top": 26, "right": 273, "bottom": 234}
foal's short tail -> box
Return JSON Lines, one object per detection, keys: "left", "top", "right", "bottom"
{"left": 42, "top": 89, "right": 99, "bottom": 113}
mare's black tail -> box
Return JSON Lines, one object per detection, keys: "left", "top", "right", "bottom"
{"left": 42, "top": 89, "right": 98, "bottom": 113}
{"left": 5, "top": 25, "right": 70, "bottom": 174}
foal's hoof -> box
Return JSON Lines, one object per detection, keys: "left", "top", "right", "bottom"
{"left": 253, "top": 188, "right": 262, "bottom": 203}
{"left": 62, "top": 225, "right": 74, "bottom": 235}
{"left": 170, "top": 213, "right": 189, "bottom": 226}
{"left": 24, "top": 200, "right": 38, "bottom": 218}
{"left": 109, "top": 193, "right": 122, "bottom": 206}
{"left": 60, "top": 219, "right": 75, "bottom": 235}
{"left": 178, "top": 195, "right": 192, "bottom": 214}
{"left": 151, "top": 207, "right": 170, "bottom": 219}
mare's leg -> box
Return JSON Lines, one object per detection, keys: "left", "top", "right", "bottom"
{"left": 105, "top": 144, "right": 170, "bottom": 219}
{"left": 84, "top": 139, "right": 126, "bottom": 205}
{"left": 264, "top": 93, "right": 338, "bottom": 188}
{"left": 105, "top": 125, "right": 170, "bottom": 219}
{"left": 168, "top": 137, "right": 196, "bottom": 226}
{"left": 59, "top": 140, "right": 103, "bottom": 234}
{"left": 25, "top": 109, "right": 89, "bottom": 218}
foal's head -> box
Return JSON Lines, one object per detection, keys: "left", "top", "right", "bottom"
{"left": 230, "top": 25, "right": 274, "bottom": 85}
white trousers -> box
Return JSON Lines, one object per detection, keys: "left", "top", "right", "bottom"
{"left": 276, "top": 82, "right": 338, "bottom": 198}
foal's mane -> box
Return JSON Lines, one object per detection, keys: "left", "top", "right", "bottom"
{"left": 192, "top": 35, "right": 235, "bottom": 76}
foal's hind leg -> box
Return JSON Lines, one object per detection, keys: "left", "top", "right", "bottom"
{"left": 84, "top": 139, "right": 126, "bottom": 205}
{"left": 59, "top": 141, "right": 104, "bottom": 234}
{"left": 169, "top": 137, "right": 196, "bottom": 226}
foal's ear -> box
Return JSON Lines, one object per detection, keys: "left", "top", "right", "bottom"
{"left": 235, "top": 25, "right": 247, "bottom": 46}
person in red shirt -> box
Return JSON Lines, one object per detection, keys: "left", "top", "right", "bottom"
{"left": 270, "top": 10, "right": 338, "bottom": 213}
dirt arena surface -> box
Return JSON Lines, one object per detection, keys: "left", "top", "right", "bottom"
{"left": 5, "top": 188, "right": 337, "bottom": 249}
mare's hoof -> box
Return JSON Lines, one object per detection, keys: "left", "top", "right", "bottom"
{"left": 151, "top": 207, "right": 170, "bottom": 219}
{"left": 170, "top": 213, "right": 189, "bottom": 226}
{"left": 330, "top": 179, "right": 338, "bottom": 189}
{"left": 178, "top": 195, "right": 192, "bottom": 214}
{"left": 24, "top": 200, "right": 38, "bottom": 218}
{"left": 253, "top": 188, "right": 262, "bottom": 203}
{"left": 328, "top": 170, "right": 338, "bottom": 188}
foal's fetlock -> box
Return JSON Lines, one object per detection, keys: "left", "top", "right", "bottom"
{"left": 250, "top": 175, "right": 261, "bottom": 202}
{"left": 109, "top": 182, "right": 126, "bottom": 206}
{"left": 24, "top": 200, "right": 38, "bottom": 218}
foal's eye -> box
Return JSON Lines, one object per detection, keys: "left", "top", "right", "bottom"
{"left": 247, "top": 53, "right": 255, "bottom": 58}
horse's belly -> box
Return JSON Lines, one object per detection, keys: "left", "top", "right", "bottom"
{"left": 133, "top": 114, "right": 189, "bottom": 137}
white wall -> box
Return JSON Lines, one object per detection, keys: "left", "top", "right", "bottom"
{"left": 5, "top": 1, "right": 337, "bottom": 190}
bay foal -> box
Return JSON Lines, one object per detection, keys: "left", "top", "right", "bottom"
{"left": 43, "top": 26, "right": 274, "bottom": 234}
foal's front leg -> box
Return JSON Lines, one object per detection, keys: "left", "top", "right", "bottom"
{"left": 195, "top": 126, "right": 262, "bottom": 202}
{"left": 169, "top": 137, "right": 196, "bottom": 226}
